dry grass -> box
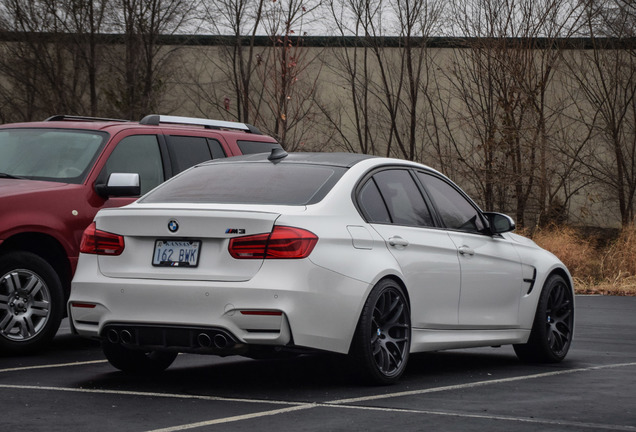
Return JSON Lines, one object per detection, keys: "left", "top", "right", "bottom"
{"left": 529, "top": 225, "right": 636, "bottom": 296}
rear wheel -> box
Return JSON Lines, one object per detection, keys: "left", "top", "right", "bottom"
{"left": 102, "top": 341, "right": 178, "bottom": 373}
{"left": 514, "top": 274, "right": 574, "bottom": 363}
{"left": 0, "top": 252, "right": 64, "bottom": 355}
{"left": 350, "top": 279, "right": 411, "bottom": 385}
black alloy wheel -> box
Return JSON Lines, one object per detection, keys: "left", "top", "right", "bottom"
{"left": 351, "top": 279, "right": 411, "bottom": 385}
{"left": 514, "top": 274, "right": 574, "bottom": 363}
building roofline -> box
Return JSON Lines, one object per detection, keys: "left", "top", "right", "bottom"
{"left": 1, "top": 32, "right": 635, "bottom": 49}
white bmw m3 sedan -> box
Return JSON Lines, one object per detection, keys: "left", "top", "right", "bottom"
{"left": 69, "top": 151, "right": 574, "bottom": 384}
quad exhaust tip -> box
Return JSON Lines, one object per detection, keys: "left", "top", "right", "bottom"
{"left": 106, "top": 328, "right": 133, "bottom": 344}
{"left": 106, "top": 329, "right": 119, "bottom": 344}
{"left": 105, "top": 327, "right": 234, "bottom": 350}
{"left": 197, "top": 332, "right": 229, "bottom": 349}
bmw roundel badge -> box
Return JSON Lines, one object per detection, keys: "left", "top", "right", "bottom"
{"left": 168, "top": 220, "right": 179, "bottom": 233}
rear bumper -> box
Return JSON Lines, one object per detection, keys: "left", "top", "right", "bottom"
{"left": 69, "top": 255, "right": 371, "bottom": 354}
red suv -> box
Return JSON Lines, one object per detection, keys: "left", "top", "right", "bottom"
{"left": 0, "top": 114, "right": 281, "bottom": 354}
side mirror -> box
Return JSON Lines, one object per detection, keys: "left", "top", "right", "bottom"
{"left": 483, "top": 212, "right": 516, "bottom": 234}
{"left": 95, "top": 173, "right": 141, "bottom": 198}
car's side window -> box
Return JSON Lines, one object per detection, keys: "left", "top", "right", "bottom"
{"left": 372, "top": 169, "right": 434, "bottom": 227}
{"left": 165, "top": 136, "right": 213, "bottom": 174}
{"left": 102, "top": 135, "right": 164, "bottom": 195}
{"left": 417, "top": 172, "right": 485, "bottom": 233}
{"left": 358, "top": 178, "right": 392, "bottom": 223}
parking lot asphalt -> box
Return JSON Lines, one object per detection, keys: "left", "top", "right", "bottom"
{"left": 1, "top": 295, "right": 635, "bottom": 432}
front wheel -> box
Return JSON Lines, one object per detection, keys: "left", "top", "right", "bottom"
{"left": 514, "top": 274, "right": 574, "bottom": 363}
{"left": 102, "top": 341, "right": 178, "bottom": 374}
{"left": 0, "top": 252, "right": 64, "bottom": 355}
{"left": 350, "top": 279, "right": 411, "bottom": 385}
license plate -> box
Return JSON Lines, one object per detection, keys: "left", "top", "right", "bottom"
{"left": 152, "top": 240, "right": 201, "bottom": 267}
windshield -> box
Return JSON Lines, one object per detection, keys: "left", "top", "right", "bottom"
{"left": 0, "top": 128, "right": 107, "bottom": 184}
{"left": 141, "top": 162, "right": 346, "bottom": 205}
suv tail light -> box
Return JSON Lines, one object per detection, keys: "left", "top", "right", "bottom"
{"left": 80, "top": 222, "right": 125, "bottom": 256}
{"left": 229, "top": 226, "right": 318, "bottom": 259}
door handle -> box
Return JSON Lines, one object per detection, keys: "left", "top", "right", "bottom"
{"left": 388, "top": 236, "right": 409, "bottom": 247}
{"left": 458, "top": 245, "right": 474, "bottom": 256}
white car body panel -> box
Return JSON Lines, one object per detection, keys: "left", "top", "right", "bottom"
{"left": 448, "top": 231, "right": 524, "bottom": 328}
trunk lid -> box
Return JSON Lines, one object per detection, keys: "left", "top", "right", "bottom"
{"left": 95, "top": 207, "right": 281, "bottom": 281}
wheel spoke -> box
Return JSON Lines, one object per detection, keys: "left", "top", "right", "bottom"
{"left": 2, "top": 273, "right": 18, "bottom": 294}
{"left": 24, "top": 276, "right": 42, "bottom": 297}
{"left": 1, "top": 313, "right": 16, "bottom": 334}
{"left": 23, "top": 316, "right": 36, "bottom": 337}
{"left": 32, "top": 308, "right": 49, "bottom": 317}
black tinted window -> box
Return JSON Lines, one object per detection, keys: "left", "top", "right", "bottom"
{"left": 141, "top": 162, "right": 345, "bottom": 205}
{"left": 237, "top": 140, "right": 282, "bottom": 155}
{"left": 208, "top": 139, "right": 226, "bottom": 159}
{"left": 418, "top": 172, "right": 485, "bottom": 233}
{"left": 166, "top": 136, "right": 212, "bottom": 173}
{"left": 373, "top": 170, "right": 433, "bottom": 227}
{"left": 103, "top": 135, "right": 164, "bottom": 195}
{"left": 358, "top": 179, "right": 391, "bottom": 223}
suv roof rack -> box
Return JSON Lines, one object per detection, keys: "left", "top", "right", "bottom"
{"left": 139, "top": 114, "right": 262, "bottom": 135}
{"left": 45, "top": 115, "right": 130, "bottom": 123}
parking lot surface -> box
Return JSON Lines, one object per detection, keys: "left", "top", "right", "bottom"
{"left": 1, "top": 295, "right": 635, "bottom": 431}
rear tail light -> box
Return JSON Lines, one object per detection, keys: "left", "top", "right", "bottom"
{"left": 80, "top": 222, "right": 125, "bottom": 256}
{"left": 229, "top": 226, "right": 318, "bottom": 259}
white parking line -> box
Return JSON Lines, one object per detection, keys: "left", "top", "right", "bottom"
{"left": 0, "top": 383, "right": 300, "bottom": 406}
{"left": 0, "top": 359, "right": 107, "bottom": 373}
{"left": 327, "top": 404, "right": 636, "bottom": 431}
{"left": 146, "top": 404, "right": 317, "bottom": 432}
{"left": 143, "top": 361, "right": 636, "bottom": 432}
{"left": 327, "top": 361, "right": 636, "bottom": 405}
{"left": 2, "top": 360, "right": 634, "bottom": 432}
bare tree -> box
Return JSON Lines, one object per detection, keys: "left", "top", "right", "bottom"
{"left": 103, "top": 0, "right": 196, "bottom": 119}
{"left": 564, "top": 1, "right": 636, "bottom": 226}
{"left": 324, "top": 0, "right": 444, "bottom": 162}
{"left": 54, "top": 0, "right": 110, "bottom": 116}
{"left": 249, "top": 0, "right": 323, "bottom": 149}
{"left": 441, "top": 0, "right": 584, "bottom": 226}
{"left": 0, "top": 0, "right": 92, "bottom": 120}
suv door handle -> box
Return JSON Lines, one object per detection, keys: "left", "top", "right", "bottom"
{"left": 388, "top": 236, "right": 409, "bottom": 247}
{"left": 458, "top": 245, "right": 475, "bottom": 256}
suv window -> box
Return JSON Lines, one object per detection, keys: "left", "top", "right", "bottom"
{"left": 0, "top": 128, "right": 106, "bottom": 184}
{"left": 102, "top": 135, "right": 164, "bottom": 195}
{"left": 370, "top": 169, "right": 434, "bottom": 227}
{"left": 165, "top": 136, "right": 214, "bottom": 174}
{"left": 417, "top": 172, "right": 485, "bottom": 233}
{"left": 237, "top": 140, "right": 282, "bottom": 155}
{"left": 208, "top": 138, "right": 226, "bottom": 159}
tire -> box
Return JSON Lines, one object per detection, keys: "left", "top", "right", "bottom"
{"left": 350, "top": 279, "right": 411, "bottom": 385}
{"left": 0, "top": 252, "right": 64, "bottom": 355}
{"left": 102, "top": 341, "right": 178, "bottom": 374}
{"left": 514, "top": 274, "right": 574, "bottom": 363}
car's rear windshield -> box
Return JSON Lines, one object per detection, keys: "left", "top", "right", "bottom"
{"left": 140, "top": 162, "right": 346, "bottom": 205}
{"left": 0, "top": 128, "right": 107, "bottom": 184}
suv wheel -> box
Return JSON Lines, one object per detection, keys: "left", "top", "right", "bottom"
{"left": 0, "top": 252, "right": 64, "bottom": 354}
